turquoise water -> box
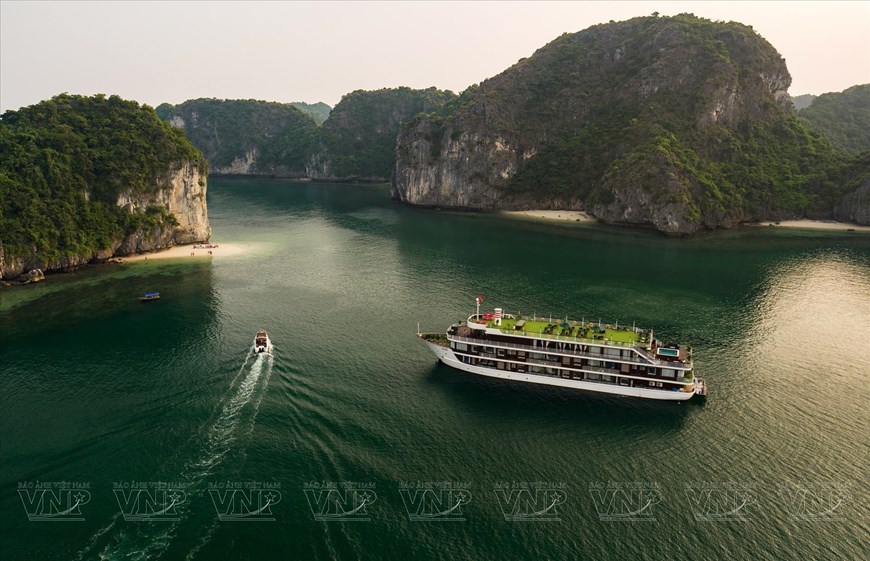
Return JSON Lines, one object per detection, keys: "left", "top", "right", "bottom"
{"left": 1, "top": 178, "right": 868, "bottom": 560}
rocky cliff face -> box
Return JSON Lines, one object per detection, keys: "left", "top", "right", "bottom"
{"left": 116, "top": 161, "right": 210, "bottom": 252}
{"left": 834, "top": 175, "right": 870, "bottom": 226}
{"left": 394, "top": 14, "right": 858, "bottom": 234}
{"left": 1, "top": 162, "right": 209, "bottom": 279}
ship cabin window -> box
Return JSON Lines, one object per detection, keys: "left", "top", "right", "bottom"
{"left": 455, "top": 343, "right": 468, "bottom": 352}
{"left": 604, "top": 348, "right": 620, "bottom": 357}
{"left": 472, "top": 346, "right": 480, "bottom": 353}
{"left": 601, "top": 375, "right": 615, "bottom": 383}
{"left": 484, "top": 346, "right": 494, "bottom": 354}
{"left": 587, "top": 373, "right": 601, "bottom": 381}
{"left": 518, "top": 351, "right": 526, "bottom": 358}
{"left": 661, "top": 368, "right": 677, "bottom": 379}
{"left": 649, "top": 381, "right": 656, "bottom": 387}
{"left": 588, "top": 360, "right": 600, "bottom": 367}
{"left": 497, "top": 348, "right": 505, "bottom": 357}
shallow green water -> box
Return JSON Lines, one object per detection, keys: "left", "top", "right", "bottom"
{"left": 1, "top": 178, "right": 868, "bottom": 560}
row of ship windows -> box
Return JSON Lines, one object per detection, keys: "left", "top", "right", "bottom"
{"left": 452, "top": 343, "right": 679, "bottom": 378}
{"left": 457, "top": 341, "right": 634, "bottom": 360}
{"left": 457, "top": 356, "right": 673, "bottom": 388}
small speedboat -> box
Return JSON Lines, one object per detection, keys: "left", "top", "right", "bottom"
{"left": 139, "top": 292, "right": 160, "bottom": 302}
{"left": 254, "top": 330, "right": 271, "bottom": 354}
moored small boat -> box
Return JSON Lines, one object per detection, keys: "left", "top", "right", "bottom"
{"left": 139, "top": 292, "right": 160, "bottom": 302}
{"left": 254, "top": 330, "right": 271, "bottom": 354}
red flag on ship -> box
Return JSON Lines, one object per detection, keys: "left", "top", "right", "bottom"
{"left": 476, "top": 296, "right": 483, "bottom": 303}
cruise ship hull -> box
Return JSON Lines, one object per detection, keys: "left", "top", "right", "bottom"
{"left": 421, "top": 339, "right": 696, "bottom": 401}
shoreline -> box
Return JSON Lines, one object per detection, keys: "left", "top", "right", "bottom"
{"left": 500, "top": 210, "right": 868, "bottom": 233}
{"left": 500, "top": 210, "right": 597, "bottom": 223}
{"left": 1, "top": 242, "right": 247, "bottom": 289}
{"left": 111, "top": 242, "right": 247, "bottom": 263}
{"left": 748, "top": 219, "right": 870, "bottom": 232}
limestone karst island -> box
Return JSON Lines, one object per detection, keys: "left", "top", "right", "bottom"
{"left": 3, "top": 15, "right": 868, "bottom": 284}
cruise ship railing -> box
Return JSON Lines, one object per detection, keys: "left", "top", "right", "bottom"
{"left": 447, "top": 333, "right": 693, "bottom": 369}
{"left": 508, "top": 329, "right": 648, "bottom": 348}
{"left": 450, "top": 329, "right": 691, "bottom": 368}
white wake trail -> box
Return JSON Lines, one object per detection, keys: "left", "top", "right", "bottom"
{"left": 77, "top": 350, "right": 274, "bottom": 561}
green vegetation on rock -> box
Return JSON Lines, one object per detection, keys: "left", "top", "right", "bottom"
{"left": 1, "top": 94, "right": 205, "bottom": 271}
{"left": 310, "top": 87, "right": 456, "bottom": 181}
{"left": 791, "top": 94, "right": 817, "bottom": 111}
{"left": 393, "top": 14, "right": 870, "bottom": 233}
{"left": 798, "top": 84, "right": 870, "bottom": 154}
{"left": 290, "top": 101, "right": 332, "bottom": 126}
{"left": 157, "top": 98, "right": 318, "bottom": 176}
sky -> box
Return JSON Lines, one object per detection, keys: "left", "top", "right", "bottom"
{"left": 1, "top": 1, "right": 868, "bottom": 113}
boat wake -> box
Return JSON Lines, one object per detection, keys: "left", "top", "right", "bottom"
{"left": 76, "top": 348, "right": 274, "bottom": 561}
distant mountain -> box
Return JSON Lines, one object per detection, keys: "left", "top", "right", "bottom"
{"left": 791, "top": 94, "right": 817, "bottom": 111}
{"left": 798, "top": 84, "right": 870, "bottom": 154}
{"left": 394, "top": 14, "right": 869, "bottom": 233}
{"left": 156, "top": 99, "right": 318, "bottom": 176}
{"left": 291, "top": 101, "right": 331, "bottom": 126}
{"left": 1, "top": 94, "right": 209, "bottom": 280}
{"left": 307, "top": 87, "right": 456, "bottom": 182}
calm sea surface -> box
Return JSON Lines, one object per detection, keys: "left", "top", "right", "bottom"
{"left": 1, "top": 178, "right": 868, "bottom": 560}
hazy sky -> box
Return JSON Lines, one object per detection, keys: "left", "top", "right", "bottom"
{"left": 1, "top": 1, "right": 868, "bottom": 112}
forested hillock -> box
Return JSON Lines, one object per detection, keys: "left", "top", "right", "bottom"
{"left": 798, "top": 84, "right": 870, "bottom": 154}
{"left": 1, "top": 94, "right": 209, "bottom": 279}
{"left": 307, "top": 87, "right": 456, "bottom": 182}
{"left": 156, "top": 99, "right": 318, "bottom": 176}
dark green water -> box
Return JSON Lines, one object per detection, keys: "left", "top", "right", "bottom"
{"left": 2, "top": 178, "right": 868, "bottom": 561}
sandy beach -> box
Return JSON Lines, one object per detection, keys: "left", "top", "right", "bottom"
{"left": 113, "top": 243, "right": 247, "bottom": 263}
{"left": 501, "top": 212, "right": 869, "bottom": 233}
{"left": 752, "top": 220, "right": 870, "bottom": 232}
{"left": 501, "top": 210, "right": 597, "bottom": 223}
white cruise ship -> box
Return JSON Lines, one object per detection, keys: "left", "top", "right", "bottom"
{"left": 418, "top": 304, "right": 706, "bottom": 401}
